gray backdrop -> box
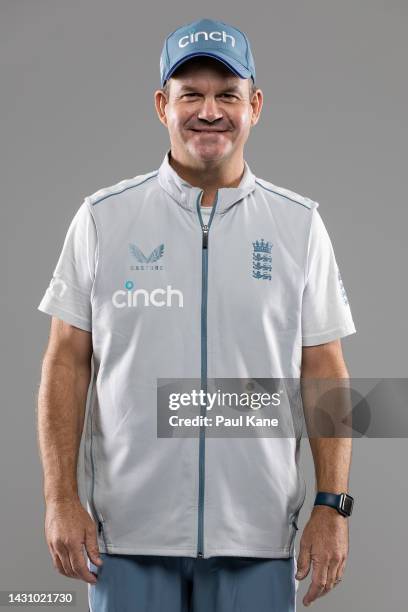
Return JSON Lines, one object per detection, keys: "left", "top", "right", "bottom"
{"left": 1, "top": 0, "right": 407, "bottom": 609}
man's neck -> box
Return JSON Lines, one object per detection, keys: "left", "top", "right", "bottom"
{"left": 168, "top": 149, "right": 245, "bottom": 206}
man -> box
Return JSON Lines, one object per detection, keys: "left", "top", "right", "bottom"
{"left": 37, "top": 18, "right": 356, "bottom": 612}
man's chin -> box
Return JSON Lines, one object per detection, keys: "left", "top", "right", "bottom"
{"left": 186, "top": 141, "right": 232, "bottom": 163}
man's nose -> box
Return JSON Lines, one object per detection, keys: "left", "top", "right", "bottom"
{"left": 197, "top": 97, "right": 223, "bottom": 122}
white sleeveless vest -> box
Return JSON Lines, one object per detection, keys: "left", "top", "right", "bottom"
{"left": 38, "top": 149, "right": 356, "bottom": 558}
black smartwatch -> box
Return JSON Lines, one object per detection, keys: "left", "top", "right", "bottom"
{"left": 314, "top": 492, "right": 354, "bottom": 517}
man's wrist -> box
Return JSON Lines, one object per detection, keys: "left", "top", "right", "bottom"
{"left": 45, "top": 492, "right": 81, "bottom": 506}
{"left": 312, "top": 504, "right": 344, "bottom": 517}
{"left": 314, "top": 491, "right": 354, "bottom": 517}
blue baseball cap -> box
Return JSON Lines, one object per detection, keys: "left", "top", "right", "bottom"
{"left": 160, "top": 18, "right": 256, "bottom": 88}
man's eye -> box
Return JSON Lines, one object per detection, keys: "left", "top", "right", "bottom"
{"left": 182, "top": 93, "right": 237, "bottom": 99}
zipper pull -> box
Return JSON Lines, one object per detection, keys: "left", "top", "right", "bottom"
{"left": 98, "top": 520, "right": 103, "bottom": 535}
{"left": 202, "top": 225, "right": 208, "bottom": 249}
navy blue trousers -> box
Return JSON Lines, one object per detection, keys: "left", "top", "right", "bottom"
{"left": 88, "top": 553, "right": 297, "bottom": 611}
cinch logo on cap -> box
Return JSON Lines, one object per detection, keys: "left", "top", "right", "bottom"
{"left": 159, "top": 18, "right": 256, "bottom": 87}
{"left": 178, "top": 31, "right": 236, "bottom": 49}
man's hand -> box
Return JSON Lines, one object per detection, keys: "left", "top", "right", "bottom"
{"left": 45, "top": 498, "right": 103, "bottom": 584}
{"left": 296, "top": 505, "right": 349, "bottom": 607}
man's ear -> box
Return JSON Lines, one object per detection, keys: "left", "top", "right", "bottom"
{"left": 250, "top": 89, "right": 263, "bottom": 127}
{"left": 154, "top": 89, "right": 168, "bottom": 127}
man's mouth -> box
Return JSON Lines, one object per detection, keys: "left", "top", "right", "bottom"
{"left": 189, "top": 128, "right": 227, "bottom": 133}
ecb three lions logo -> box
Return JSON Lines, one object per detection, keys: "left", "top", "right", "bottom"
{"left": 252, "top": 239, "right": 273, "bottom": 281}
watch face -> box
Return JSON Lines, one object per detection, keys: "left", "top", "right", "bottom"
{"left": 341, "top": 494, "right": 354, "bottom": 515}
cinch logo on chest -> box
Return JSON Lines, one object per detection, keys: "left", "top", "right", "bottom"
{"left": 112, "top": 280, "right": 183, "bottom": 309}
{"left": 252, "top": 239, "right": 273, "bottom": 281}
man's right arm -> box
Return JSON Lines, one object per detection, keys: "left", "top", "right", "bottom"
{"left": 37, "top": 316, "right": 103, "bottom": 584}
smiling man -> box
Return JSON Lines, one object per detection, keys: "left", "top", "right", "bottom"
{"left": 155, "top": 55, "right": 260, "bottom": 207}
{"left": 37, "top": 18, "right": 356, "bottom": 612}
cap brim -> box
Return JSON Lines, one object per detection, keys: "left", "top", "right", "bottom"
{"left": 163, "top": 51, "right": 251, "bottom": 84}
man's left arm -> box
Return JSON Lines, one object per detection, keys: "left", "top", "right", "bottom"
{"left": 296, "top": 338, "right": 352, "bottom": 608}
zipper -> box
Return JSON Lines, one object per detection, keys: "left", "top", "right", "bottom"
{"left": 288, "top": 477, "right": 307, "bottom": 542}
{"left": 195, "top": 190, "right": 219, "bottom": 558}
{"left": 88, "top": 375, "right": 109, "bottom": 551}
{"left": 96, "top": 516, "right": 109, "bottom": 551}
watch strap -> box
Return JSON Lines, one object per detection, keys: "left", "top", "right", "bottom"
{"left": 314, "top": 492, "right": 354, "bottom": 516}
{"left": 315, "top": 492, "right": 341, "bottom": 508}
